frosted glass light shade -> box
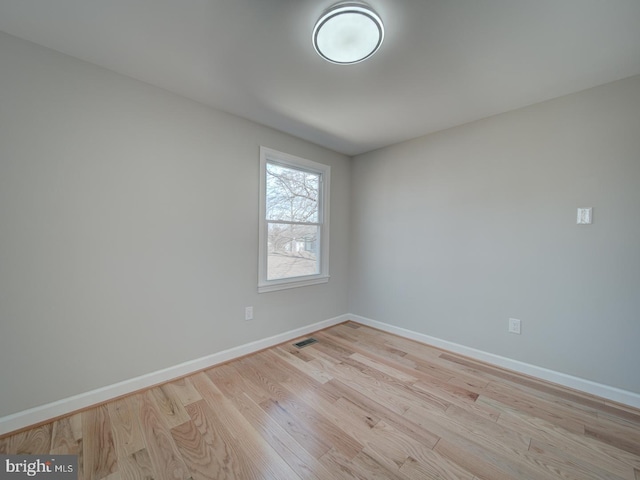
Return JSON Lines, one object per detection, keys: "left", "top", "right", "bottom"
{"left": 313, "top": 2, "right": 384, "bottom": 65}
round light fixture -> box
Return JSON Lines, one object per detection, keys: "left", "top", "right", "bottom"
{"left": 313, "top": 2, "right": 384, "bottom": 65}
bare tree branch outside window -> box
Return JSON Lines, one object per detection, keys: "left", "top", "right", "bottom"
{"left": 265, "top": 163, "right": 321, "bottom": 280}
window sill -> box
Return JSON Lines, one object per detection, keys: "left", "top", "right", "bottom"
{"left": 258, "top": 275, "right": 329, "bottom": 293}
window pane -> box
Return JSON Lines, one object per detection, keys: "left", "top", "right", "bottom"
{"left": 266, "top": 163, "right": 319, "bottom": 223}
{"left": 267, "top": 223, "right": 319, "bottom": 280}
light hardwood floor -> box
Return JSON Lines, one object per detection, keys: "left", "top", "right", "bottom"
{"left": 1, "top": 321, "right": 640, "bottom": 479}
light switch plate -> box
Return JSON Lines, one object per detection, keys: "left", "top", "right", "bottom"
{"left": 577, "top": 207, "right": 592, "bottom": 225}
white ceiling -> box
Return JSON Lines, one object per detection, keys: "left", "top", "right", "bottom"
{"left": 1, "top": 0, "right": 640, "bottom": 156}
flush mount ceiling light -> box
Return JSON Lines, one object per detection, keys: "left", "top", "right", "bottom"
{"left": 313, "top": 1, "right": 384, "bottom": 65}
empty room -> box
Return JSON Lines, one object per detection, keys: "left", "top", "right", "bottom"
{"left": 1, "top": 1, "right": 639, "bottom": 479}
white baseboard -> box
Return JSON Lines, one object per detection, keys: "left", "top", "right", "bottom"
{"left": 4, "top": 312, "right": 638, "bottom": 436}
{"left": 0, "top": 314, "right": 348, "bottom": 436}
{"left": 348, "top": 314, "right": 640, "bottom": 410}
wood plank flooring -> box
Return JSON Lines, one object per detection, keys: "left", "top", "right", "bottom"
{"left": 1, "top": 321, "right": 640, "bottom": 479}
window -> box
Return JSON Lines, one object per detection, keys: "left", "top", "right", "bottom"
{"left": 259, "top": 147, "right": 330, "bottom": 292}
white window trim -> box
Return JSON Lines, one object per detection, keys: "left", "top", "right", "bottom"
{"left": 259, "top": 147, "right": 330, "bottom": 293}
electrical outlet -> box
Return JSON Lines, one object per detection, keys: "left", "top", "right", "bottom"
{"left": 508, "top": 318, "right": 521, "bottom": 334}
{"left": 577, "top": 207, "right": 592, "bottom": 225}
{"left": 245, "top": 306, "right": 253, "bottom": 321}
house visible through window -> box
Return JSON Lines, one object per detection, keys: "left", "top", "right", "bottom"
{"left": 259, "top": 147, "right": 330, "bottom": 292}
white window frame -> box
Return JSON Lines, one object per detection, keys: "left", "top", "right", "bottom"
{"left": 259, "top": 147, "right": 330, "bottom": 293}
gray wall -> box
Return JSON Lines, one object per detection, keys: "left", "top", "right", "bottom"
{"left": 0, "top": 33, "right": 351, "bottom": 418}
{"left": 350, "top": 75, "right": 640, "bottom": 394}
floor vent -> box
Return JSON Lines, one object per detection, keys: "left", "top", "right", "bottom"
{"left": 293, "top": 338, "right": 318, "bottom": 348}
